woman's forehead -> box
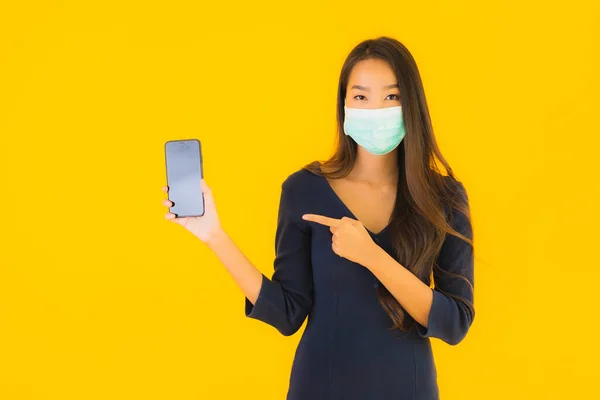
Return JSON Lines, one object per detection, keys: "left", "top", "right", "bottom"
{"left": 348, "top": 59, "right": 397, "bottom": 88}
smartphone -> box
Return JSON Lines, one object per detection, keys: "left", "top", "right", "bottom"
{"left": 164, "top": 139, "right": 205, "bottom": 217}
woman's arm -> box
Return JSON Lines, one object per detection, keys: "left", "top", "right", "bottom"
{"left": 365, "top": 249, "right": 435, "bottom": 330}
{"left": 242, "top": 181, "right": 313, "bottom": 336}
{"left": 303, "top": 180, "right": 474, "bottom": 345}
{"left": 205, "top": 228, "right": 264, "bottom": 305}
{"left": 164, "top": 180, "right": 263, "bottom": 304}
{"left": 163, "top": 177, "right": 313, "bottom": 336}
{"left": 365, "top": 182, "right": 475, "bottom": 345}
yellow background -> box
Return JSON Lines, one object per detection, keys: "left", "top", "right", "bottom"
{"left": 1, "top": 1, "right": 598, "bottom": 399}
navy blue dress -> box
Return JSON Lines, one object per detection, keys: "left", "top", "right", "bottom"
{"left": 245, "top": 168, "right": 474, "bottom": 400}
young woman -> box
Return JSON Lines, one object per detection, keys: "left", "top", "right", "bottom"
{"left": 161, "top": 36, "right": 475, "bottom": 400}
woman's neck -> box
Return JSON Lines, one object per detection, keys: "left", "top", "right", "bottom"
{"left": 348, "top": 148, "right": 399, "bottom": 186}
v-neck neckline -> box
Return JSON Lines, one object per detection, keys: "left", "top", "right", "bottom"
{"left": 319, "top": 174, "right": 392, "bottom": 237}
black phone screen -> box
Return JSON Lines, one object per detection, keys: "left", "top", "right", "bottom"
{"left": 164, "top": 139, "right": 204, "bottom": 217}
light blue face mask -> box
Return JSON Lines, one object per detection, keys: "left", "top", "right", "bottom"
{"left": 343, "top": 105, "right": 405, "bottom": 155}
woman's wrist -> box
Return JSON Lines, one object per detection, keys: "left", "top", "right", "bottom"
{"left": 362, "top": 244, "right": 389, "bottom": 273}
{"left": 204, "top": 226, "right": 228, "bottom": 250}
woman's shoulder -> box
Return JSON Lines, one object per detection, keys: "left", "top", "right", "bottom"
{"left": 441, "top": 174, "right": 468, "bottom": 203}
{"left": 281, "top": 162, "right": 322, "bottom": 192}
{"left": 277, "top": 162, "right": 325, "bottom": 215}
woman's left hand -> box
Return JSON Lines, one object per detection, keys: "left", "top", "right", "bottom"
{"left": 302, "top": 213, "right": 380, "bottom": 267}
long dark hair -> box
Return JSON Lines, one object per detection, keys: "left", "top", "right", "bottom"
{"left": 304, "top": 36, "right": 474, "bottom": 331}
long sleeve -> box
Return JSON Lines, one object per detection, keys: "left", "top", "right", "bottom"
{"left": 244, "top": 181, "right": 313, "bottom": 336}
{"left": 416, "top": 181, "right": 475, "bottom": 345}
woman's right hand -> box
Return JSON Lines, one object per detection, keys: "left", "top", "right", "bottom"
{"left": 162, "top": 179, "right": 223, "bottom": 244}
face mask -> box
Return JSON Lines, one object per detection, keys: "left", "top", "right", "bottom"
{"left": 343, "top": 105, "right": 405, "bottom": 155}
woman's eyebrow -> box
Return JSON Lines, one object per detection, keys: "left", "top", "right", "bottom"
{"left": 350, "top": 83, "right": 399, "bottom": 91}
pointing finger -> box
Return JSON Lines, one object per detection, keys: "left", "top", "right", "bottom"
{"left": 341, "top": 216, "right": 359, "bottom": 226}
{"left": 302, "top": 214, "right": 341, "bottom": 227}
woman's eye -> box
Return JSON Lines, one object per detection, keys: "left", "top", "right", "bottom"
{"left": 387, "top": 94, "right": 400, "bottom": 100}
{"left": 354, "top": 95, "right": 366, "bottom": 100}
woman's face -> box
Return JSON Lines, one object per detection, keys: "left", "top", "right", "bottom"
{"left": 345, "top": 58, "right": 401, "bottom": 109}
